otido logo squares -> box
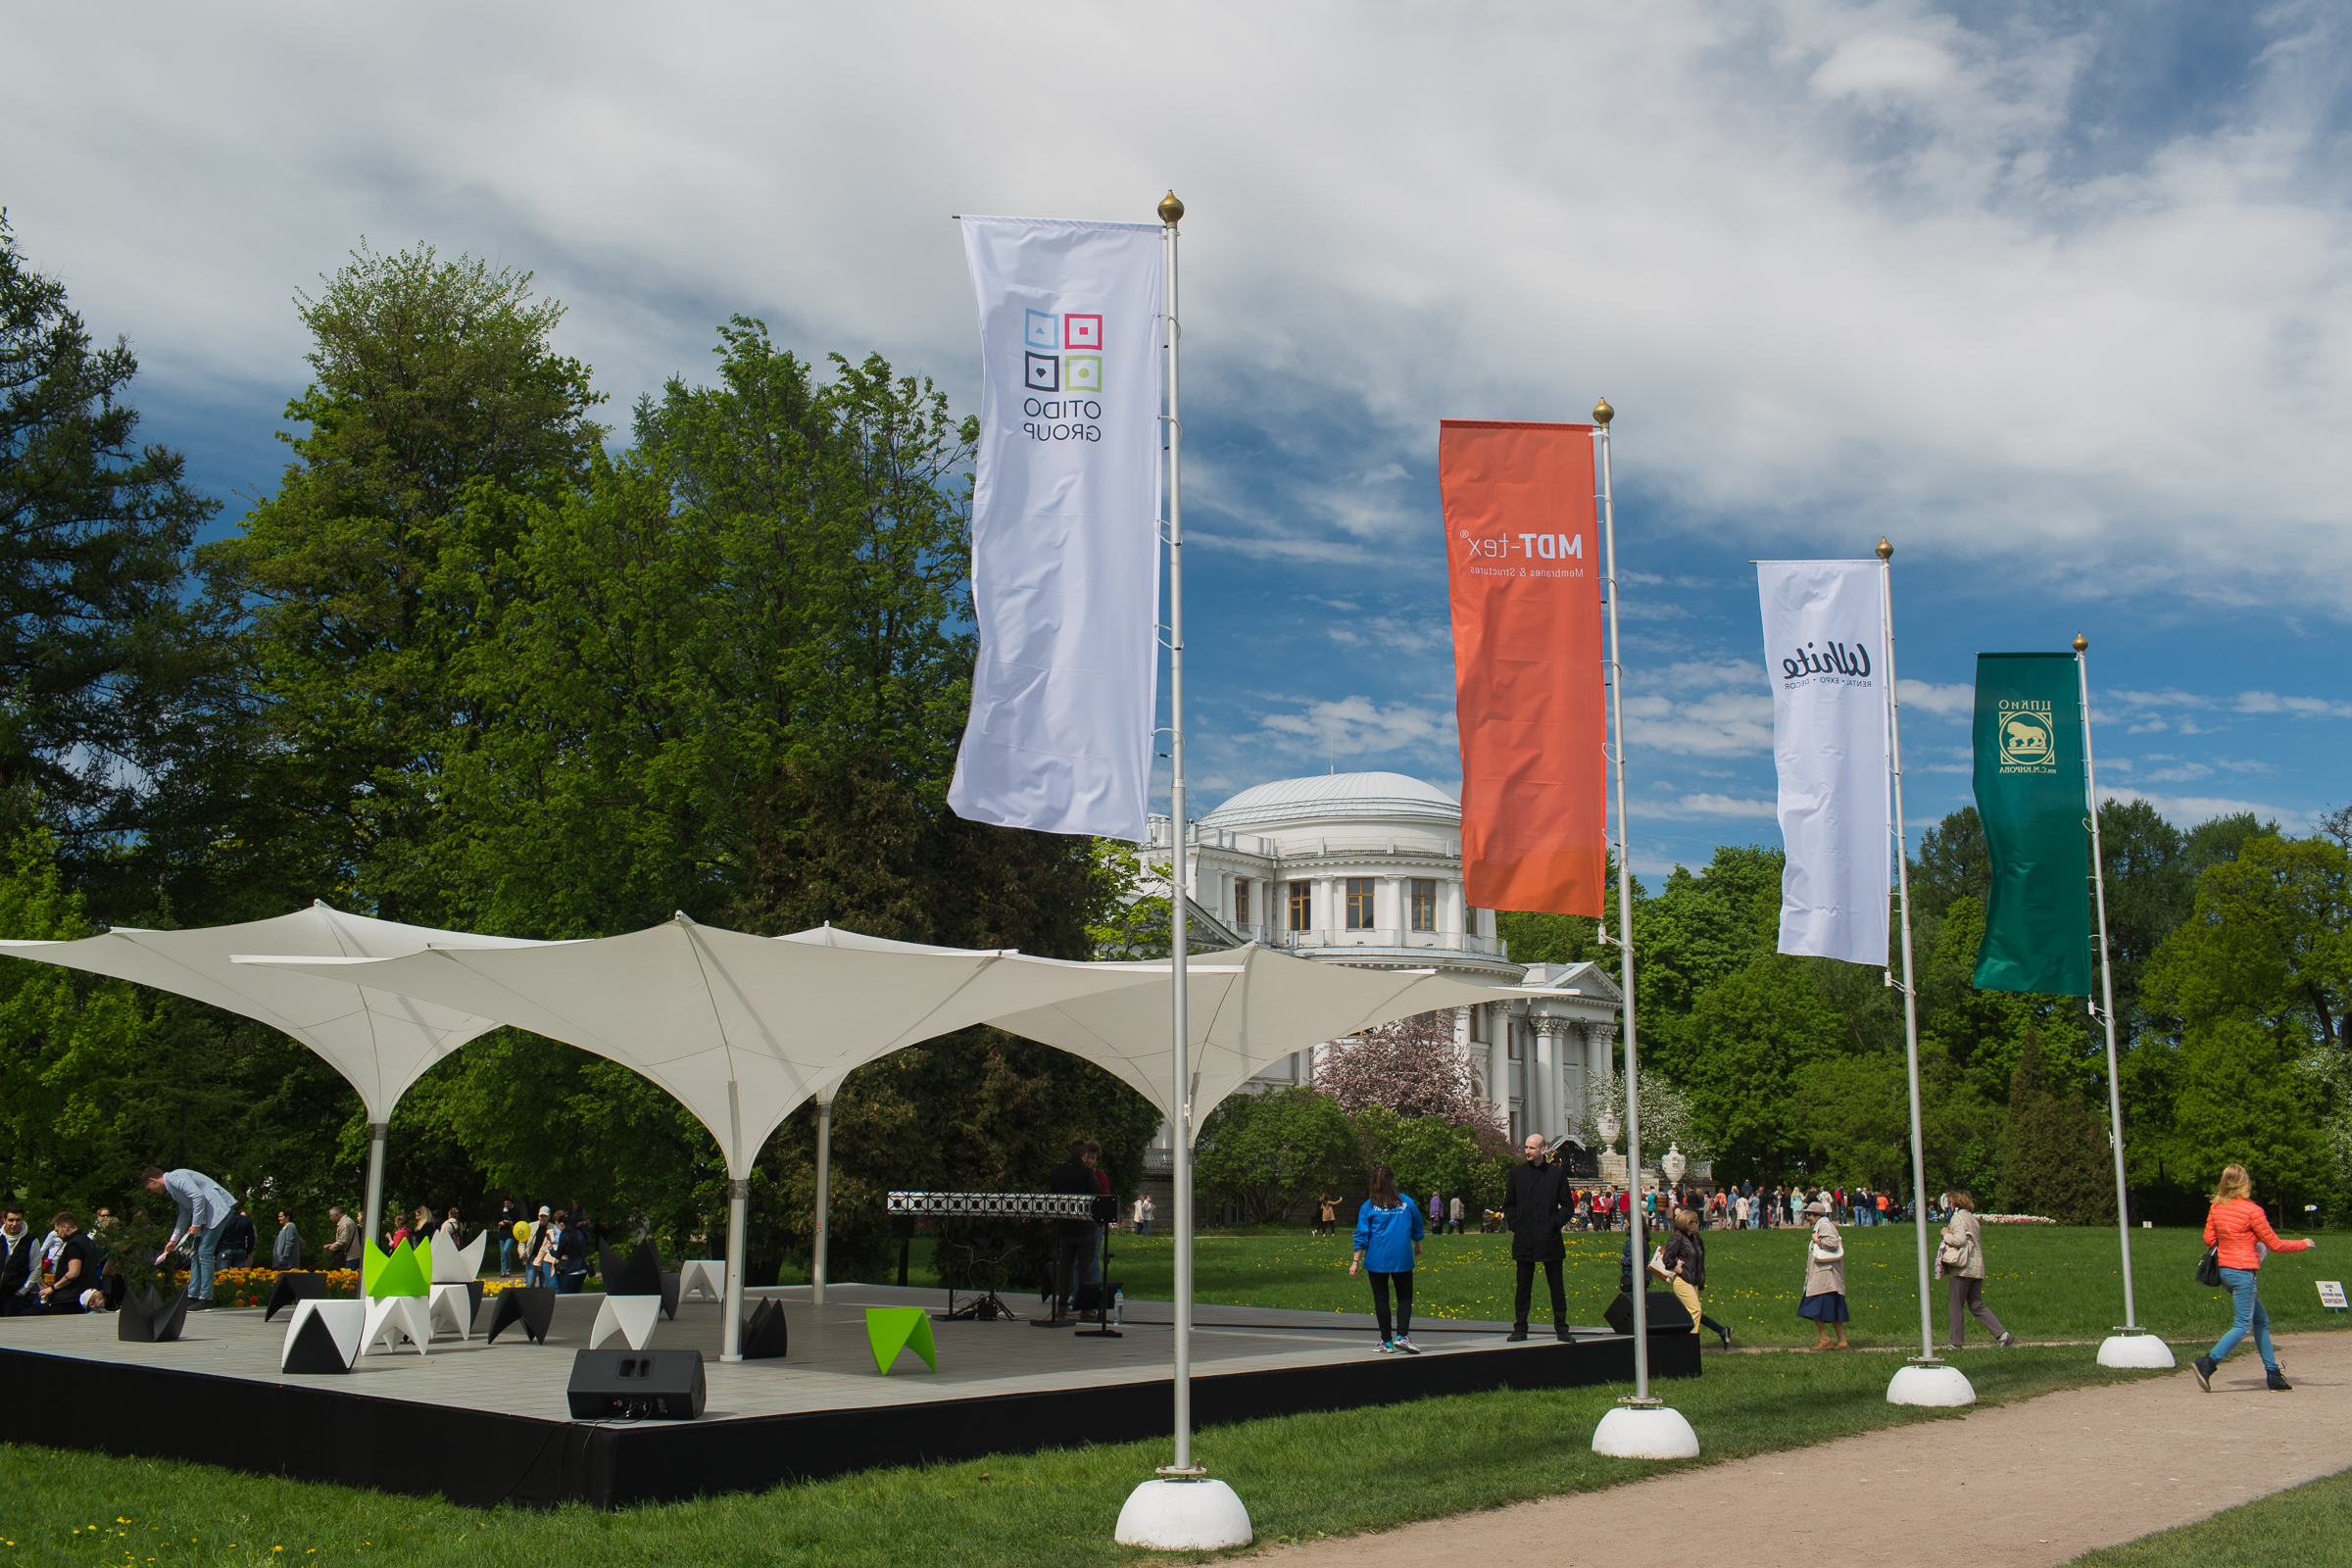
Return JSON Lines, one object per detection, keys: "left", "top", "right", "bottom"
{"left": 1015, "top": 308, "right": 1107, "bottom": 444}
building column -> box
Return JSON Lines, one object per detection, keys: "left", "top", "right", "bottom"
{"left": 1583, "top": 1020, "right": 1618, "bottom": 1145}
{"left": 1383, "top": 874, "right": 1405, "bottom": 939}
{"left": 1487, "top": 1004, "right": 1509, "bottom": 1126}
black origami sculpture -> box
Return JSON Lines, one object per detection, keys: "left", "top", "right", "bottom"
{"left": 118, "top": 1285, "right": 190, "bottom": 1344}
{"left": 264, "top": 1270, "right": 330, "bottom": 1323}
{"left": 598, "top": 1239, "right": 678, "bottom": 1320}
{"left": 487, "top": 1285, "right": 557, "bottom": 1346}
{"left": 741, "top": 1297, "right": 789, "bottom": 1359}
{"left": 280, "top": 1304, "right": 356, "bottom": 1374}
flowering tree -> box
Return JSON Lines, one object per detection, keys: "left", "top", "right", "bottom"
{"left": 1317, "top": 1010, "right": 1506, "bottom": 1149}
{"left": 1576, "top": 1066, "right": 1708, "bottom": 1164}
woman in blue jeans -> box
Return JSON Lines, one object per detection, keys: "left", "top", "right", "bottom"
{"left": 1349, "top": 1165, "right": 1426, "bottom": 1354}
{"left": 2195, "top": 1163, "right": 2317, "bottom": 1393}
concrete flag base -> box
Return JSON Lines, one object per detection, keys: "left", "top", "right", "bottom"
{"left": 2098, "top": 1333, "right": 2178, "bottom": 1369}
{"left": 1591, "top": 1404, "right": 1701, "bottom": 1458}
{"left": 1887, "top": 1362, "right": 1976, "bottom": 1406}
{"left": 1113, "top": 1479, "right": 1253, "bottom": 1550}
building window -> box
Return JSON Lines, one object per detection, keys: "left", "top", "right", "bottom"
{"left": 1346, "top": 877, "right": 1376, "bottom": 930}
{"left": 1289, "top": 880, "right": 1311, "bottom": 931}
{"left": 1410, "top": 878, "right": 1436, "bottom": 932}
{"left": 1234, "top": 877, "right": 1251, "bottom": 932}
{"left": 1464, "top": 905, "right": 1481, "bottom": 938}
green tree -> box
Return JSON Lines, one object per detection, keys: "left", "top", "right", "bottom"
{"left": 1346, "top": 1104, "right": 1504, "bottom": 1216}
{"left": 1197, "top": 1088, "right": 1355, "bottom": 1225}
{"left": 1910, "top": 806, "right": 1988, "bottom": 919}
{"left": 201, "top": 243, "right": 607, "bottom": 921}
{"left": 1996, "top": 1028, "right": 2116, "bottom": 1223}
{"left": 1668, "top": 955, "right": 1853, "bottom": 1180}
{"left": 0, "top": 217, "right": 222, "bottom": 871}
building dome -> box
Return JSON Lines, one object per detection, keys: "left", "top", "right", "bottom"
{"left": 1199, "top": 771, "right": 1460, "bottom": 831}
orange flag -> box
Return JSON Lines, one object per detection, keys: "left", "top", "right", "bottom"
{"left": 1441, "top": 419, "right": 1606, "bottom": 916}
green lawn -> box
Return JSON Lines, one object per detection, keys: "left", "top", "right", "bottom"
{"left": 0, "top": 1348, "right": 2168, "bottom": 1566}
{"left": 2066, "top": 1465, "right": 2352, "bottom": 1566}
{"left": 1103, "top": 1222, "right": 2346, "bottom": 1348}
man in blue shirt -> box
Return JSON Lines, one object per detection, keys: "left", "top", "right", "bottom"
{"left": 143, "top": 1165, "right": 236, "bottom": 1309}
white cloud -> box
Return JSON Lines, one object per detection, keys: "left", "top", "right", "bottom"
{"left": 2, "top": 3, "right": 2349, "bottom": 617}
{"left": 1897, "top": 678, "right": 1972, "bottom": 716}
{"left": 1642, "top": 793, "right": 1781, "bottom": 819}
{"left": 2096, "top": 786, "right": 2306, "bottom": 830}
{"left": 1257, "top": 695, "right": 1453, "bottom": 757}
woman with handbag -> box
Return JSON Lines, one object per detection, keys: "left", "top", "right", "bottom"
{"left": 1661, "top": 1206, "right": 1734, "bottom": 1347}
{"left": 1798, "top": 1200, "right": 1849, "bottom": 1349}
{"left": 1937, "top": 1192, "right": 2016, "bottom": 1348}
{"left": 2194, "top": 1163, "right": 2317, "bottom": 1393}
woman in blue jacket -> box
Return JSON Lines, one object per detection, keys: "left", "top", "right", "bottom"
{"left": 1349, "top": 1165, "right": 1426, "bottom": 1354}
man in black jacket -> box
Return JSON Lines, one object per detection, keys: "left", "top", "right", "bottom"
{"left": 1502, "top": 1133, "right": 1570, "bottom": 1341}
{"left": 0, "top": 1206, "right": 33, "bottom": 1314}
{"left": 1047, "top": 1141, "right": 1102, "bottom": 1321}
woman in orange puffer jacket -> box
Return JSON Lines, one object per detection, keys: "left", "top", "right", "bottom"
{"left": 2193, "top": 1163, "right": 2318, "bottom": 1394}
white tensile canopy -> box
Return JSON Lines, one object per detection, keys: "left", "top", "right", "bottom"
{"left": 0, "top": 902, "right": 543, "bottom": 1242}
{"left": 241, "top": 918, "right": 1508, "bottom": 1358}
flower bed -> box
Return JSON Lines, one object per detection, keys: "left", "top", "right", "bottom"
{"left": 157, "top": 1266, "right": 576, "bottom": 1306}
{"left": 1981, "top": 1214, "right": 2057, "bottom": 1224}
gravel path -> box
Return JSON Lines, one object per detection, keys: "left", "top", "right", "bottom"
{"left": 1252, "top": 1333, "right": 2352, "bottom": 1567}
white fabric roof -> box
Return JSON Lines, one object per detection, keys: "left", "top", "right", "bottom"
{"left": 240, "top": 919, "right": 1519, "bottom": 1172}
{"left": 986, "top": 943, "right": 1504, "bottom": 1141}
{"left": 0, "top": 903, "right": 541, "bottom": 1119}
{"left": 238, "top": 916, "right": 1171, "bottom": 1177}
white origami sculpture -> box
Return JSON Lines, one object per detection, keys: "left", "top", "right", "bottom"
{"left": 364, "top": 1294, "right": 433, "bottom": 1356}
{"left": 431, "top": 1229, "right": 486, "bottom": 1284}
{"left": 588, "top": 1294, "right": 663, "bottom": 1351}
{"left": 280, "top": 1298, "right": 366, "bottom": 1374}
{"left": 677, "top": 1259, "right": 727, "bottom": 1302}
{"left": 427, "top": 1283, "right": 477, "bottom": 1340}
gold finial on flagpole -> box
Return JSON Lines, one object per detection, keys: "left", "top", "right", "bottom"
{"left": 1876, "top": 537, "right": 1892, "bottom": 561}
{"left": 2074, "top": 634, "right": 2088, "bottom": 653}
{"left": 1592, "top": 397, "right": 1614, "bottom": 426}
{"left": 1158, "top": 190, "right": 1185, "bottom": 225}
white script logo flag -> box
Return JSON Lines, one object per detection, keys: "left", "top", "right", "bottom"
{"left": 1757, "top": 561, "right": 1890, "bottom": 966}
{"left": 950, "top": 217, "right": 1164, "bottom": 841}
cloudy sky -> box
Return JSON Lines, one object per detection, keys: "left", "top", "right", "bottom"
{"left": 8, "top": 1, "right": 2348, "bottom": 873}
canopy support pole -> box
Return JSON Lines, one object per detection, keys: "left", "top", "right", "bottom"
{"left": 721, "top": 1176, "right": 749, "bottom": 1362}
{"left": 812, "top": 1094, "right": 833, "bottom": 1307}
{"left": 362, "top": 1121, "right": 389, "bottom": 1248}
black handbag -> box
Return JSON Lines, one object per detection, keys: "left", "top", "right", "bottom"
{"left": 2196, "top": 1247, "right": 2223, "bottom": 1288}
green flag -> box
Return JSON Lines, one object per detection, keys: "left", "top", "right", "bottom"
{"left": 1971, "top": 652, "right": 2091, "bottom": 996}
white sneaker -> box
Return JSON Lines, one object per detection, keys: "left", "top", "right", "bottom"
{"left": 1395, "top": 1336, "right": 1421, "bottom": 1355}
{"left": 1376, "top": 1340, "right": 1396, "bottom": 1354}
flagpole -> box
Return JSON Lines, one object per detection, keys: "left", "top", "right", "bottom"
{"left": 1588, "top": 402, "right": 1697, "bottom": 1460}
{"left": 1115, "top": 189, "right": 1250, "bottom": 1551}
{"left": 1881, "top": 539, "right": 1973, "bottom": 1406}
{"left": 1159, "top": 190, "right": 1197, "bottom": 1479}
{"left": 2081, "top": 636, "right": 2173, "bottom": 1369}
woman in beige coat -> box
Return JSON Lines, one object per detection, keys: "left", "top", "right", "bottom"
{"left": 1938, "top": 1191, "right": 2016, "bottom": 1348}
{"left": 1798, "top": 1200, "right": 1849, "bottom": 1349}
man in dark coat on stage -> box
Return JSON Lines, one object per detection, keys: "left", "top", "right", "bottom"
{"left": 1503, "top": 1132, "right": 1571, "bottom": 1341}
{"left": 1046, "top": 1140, "right": 1102, "bottom": 1321}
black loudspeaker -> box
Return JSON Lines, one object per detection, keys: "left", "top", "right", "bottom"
{"left": 567, "top": 1348, "right": 707, "bottom": 1420}
{"left": 740, "top": 1298, "right": 788, "bottom": 1359}
{"left": 1603, "top": 1290, "right": 1693, "bottom": 1336}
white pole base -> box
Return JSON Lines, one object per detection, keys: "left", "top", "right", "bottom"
{"left": 1113, "top": 1479, "right": 1253, "bottom": 1550}
{"left": 2098, "top": 1333, "right": 2177, "bottom": 1369}
{"left": 1887, "top": 1362, "right": 1976, "bottom": 1406}
{"left": 1591, "top": 1404, "right": 1700, "bottom": 1459}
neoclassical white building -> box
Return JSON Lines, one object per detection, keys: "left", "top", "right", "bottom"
{"left": 1140, "top": 771, "right": 1623, "bottom": 1152}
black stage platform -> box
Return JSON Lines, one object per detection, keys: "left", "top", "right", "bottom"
{"left": 0, "top": 1285, "right": 1699, "bottom": 1509}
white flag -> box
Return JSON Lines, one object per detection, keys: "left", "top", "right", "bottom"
{"left": 1757, "top": 560, "right": 1890, "bottom": 966}
{"left": 949, "top": 216, "right": 1163, "bottom": 842}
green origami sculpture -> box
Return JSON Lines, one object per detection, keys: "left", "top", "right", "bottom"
{"left": 864, "top": 1306, "right": 937, "bottom": 1375}
{"left": 363, "top": 1238, "right": 430, "bottom": 1299}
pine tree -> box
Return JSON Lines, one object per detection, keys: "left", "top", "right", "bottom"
{"left": 1998, "top": 1027, "right": 2116, "bottom": 1223}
